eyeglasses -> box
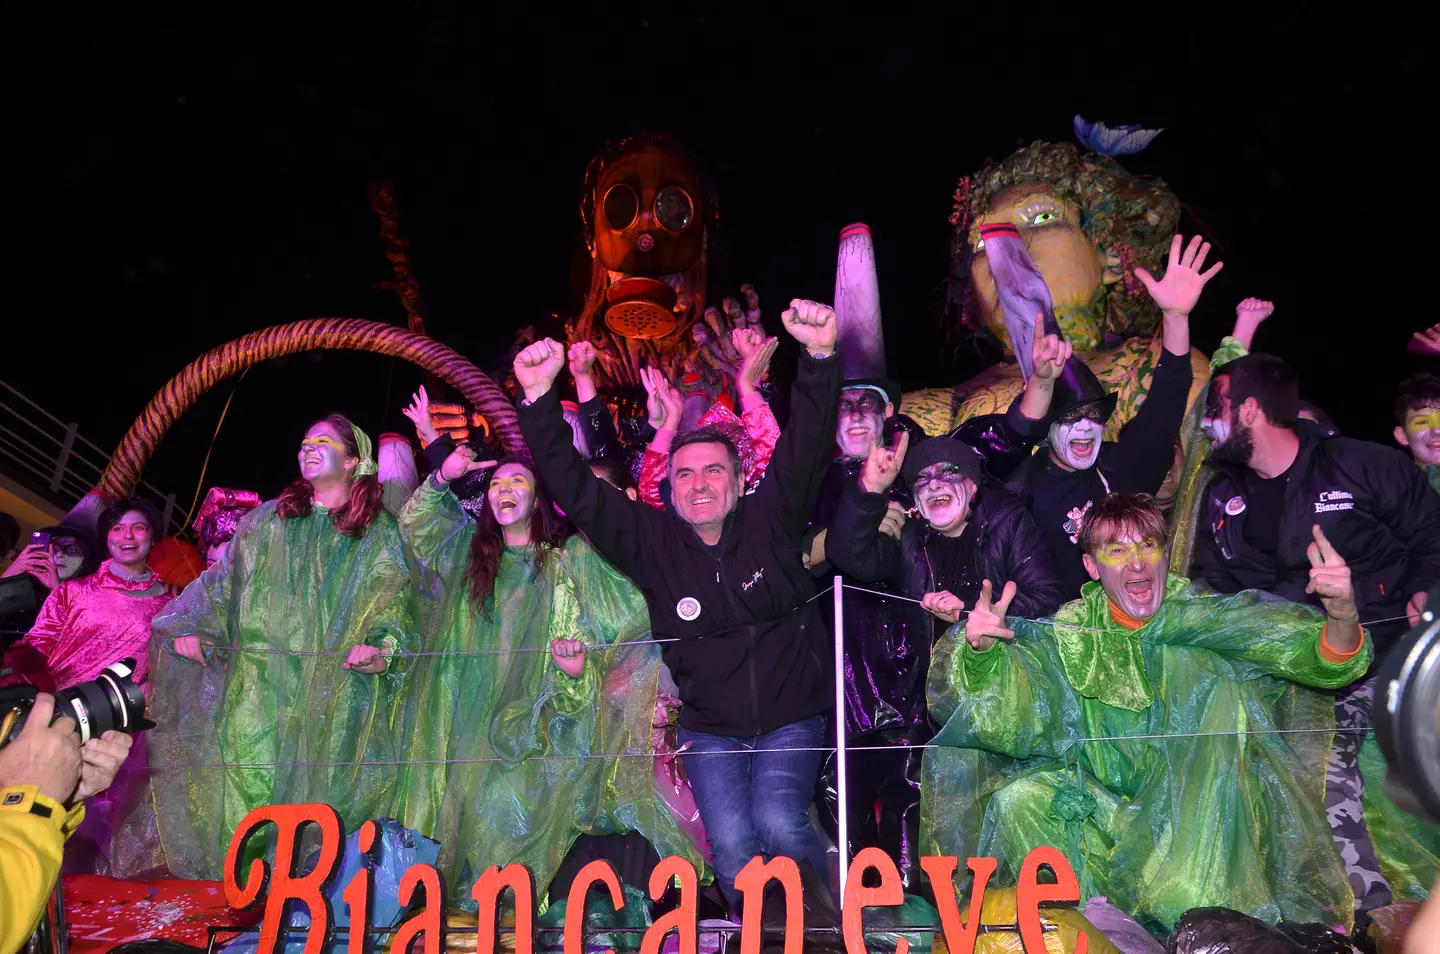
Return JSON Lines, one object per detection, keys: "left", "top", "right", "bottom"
{"left": 1056, "top": 404, "right": 1106, "bottom": 426}
{"left": 602, "top": 183, "right": 695, "bottom": 232}
{"left": 839, "top": 395, "right": 885, "bottom": 416}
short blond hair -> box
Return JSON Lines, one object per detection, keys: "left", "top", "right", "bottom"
{"left": 1078, "top": 493, "right": 1168, "bottom": 554}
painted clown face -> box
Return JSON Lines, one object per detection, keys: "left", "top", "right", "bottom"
{"left": 50, "top": 536, "right": 87, "bottom": 580}
{"left": 836, "top": 388, "right": 890, "bottom": 461}
{"left": 1397, "top": 406, "right": 1440, "bottom": 466}
{"left": 298, "top": 422, "right": 355, "bottom": 485}
{"left": 487, "top": 463, "right": 537, "bottom": 530}
{"left": 1047, "top": 403, "right": 1106, "bottom": 471}
{"left": 913, "top": 463, "right": 976, "bottom": 537}
{"left": 970, "top": 182, "right": 1107, "bottom": 352}
{"left": 1083, "top": 532, "right": 1169, "bottom": 621}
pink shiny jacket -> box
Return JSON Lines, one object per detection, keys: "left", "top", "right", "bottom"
{"left": 1, "top": 560, "right": 173, "bottom": 692}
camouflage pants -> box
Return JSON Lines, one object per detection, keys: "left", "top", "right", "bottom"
{"left": 1325, "top": 678, "right": 1392, "bottom": 911}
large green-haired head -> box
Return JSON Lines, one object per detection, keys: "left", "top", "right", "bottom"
{"left": 947, "top": 141, "right": 1180, "bottom": 353}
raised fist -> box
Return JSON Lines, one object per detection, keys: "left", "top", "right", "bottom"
{"left": 780, "top": 299, "right": 838, "bottom": 357}
{"left": 513, "top": 339, "right": 567, "bottom": 402}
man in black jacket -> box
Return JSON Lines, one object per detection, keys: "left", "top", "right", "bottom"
{"left": 1004, "top": 234, "right": 1219, "bottom": 596}
{"left": 514, "top": 299, "right": 840, "bottom": 910}
{"left": 1194, "top": 353, "right": 1440, "bottom": 659}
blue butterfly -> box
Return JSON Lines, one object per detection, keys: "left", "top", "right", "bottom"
{"left": 1073, "top": 115, "right": 1164, "bottom": 156}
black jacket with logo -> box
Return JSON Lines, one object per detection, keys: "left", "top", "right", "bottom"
{"left": 1193, "top": 425, "right": 1440, "bottom": 658}
{"left": 518, "top": 351, "right": 842, "bottom": 737}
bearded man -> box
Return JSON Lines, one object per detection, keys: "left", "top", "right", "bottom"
{"left": 922, "top": 492, "right": 1371, "bottom": 932}
{"left": 1003, "top": 234, "right": 1220, "bottom": 596}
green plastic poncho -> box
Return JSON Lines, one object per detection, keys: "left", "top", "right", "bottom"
{"left": 394, "top": 480, "right": 703, "bottom": 904}
{"left": 921, "top": 575, "right": 1371, "bottom": 933}
{"left": 145, "top": 500, "right": 419, "bottom": 879}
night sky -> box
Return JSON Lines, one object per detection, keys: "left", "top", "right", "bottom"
{"left": 7, "top": 7, "right": 1427, "bottom": 512}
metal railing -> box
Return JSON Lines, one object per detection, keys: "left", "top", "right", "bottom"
{"left": 0, "top": 378, "right": 184, "bottom": 536}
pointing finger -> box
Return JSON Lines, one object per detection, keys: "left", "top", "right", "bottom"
{"left": 1311, "top": 524, "right": 1340, "bottom": 564}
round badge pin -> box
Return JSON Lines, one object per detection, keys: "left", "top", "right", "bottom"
{"left": 1225, "top": 495, "right": 1246, "bottom": 516}
{"left": 676, "top": 597, "right": 702, "bottom": 621}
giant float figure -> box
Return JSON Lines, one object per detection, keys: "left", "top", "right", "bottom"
{"left": 901, "top": 135, "right": 1212, "bottom": 459}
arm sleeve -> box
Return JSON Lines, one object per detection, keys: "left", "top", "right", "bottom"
{"left": 350, "top": 514, "right": 422, "bottom": 678}
{"left": 740, "top": 401, "right": 781, "bottom": 485}
{"left": 0, "top": 587, "right": 70, "bottom": 690}
{"left": 577, "top": 396, "right": 621, "bottom": 458}
{"left": 638, "top": 449, "right": 669, "bottom": 510}
{"left": 20, "top": 585, "right": 69, "bottom": 659}
{"left": 1004, "top": 391, "right": 1051, "bottom": 442}
{"left": 1375, "top": 450, "right": 1440, "bottom": 600}
{"left": 746, "top": 351, "right": 842, "bottom": 538}
{"left": 1105, "top": 347, "right": 1194, "bottom": 494}
{"left": 150, "top": 511, "right": 252, "bottom": 659}
{"left": 396, "top": 476, "right": 476, "bottom": 614}
{"left": 0, "top": 789, "right": 76, "bottom": 954}
{"left": 1168, "top": 589, "right": 1372, "bottom": 688}
{"left": 998, "top": 508, "right": 1068, "bottom": 619}
{"left": 421, "top": 433, "right": 457, "bottom": 472}
{"left": 925, "top": 621, "right": 1077, "bottom": 760}
{"left": 824, "top": 480, "right": 903, "bottom": 584}
{"left": 518, "top": 387, "right": 658, "bottom": 580}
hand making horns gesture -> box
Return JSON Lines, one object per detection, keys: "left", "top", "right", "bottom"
{"left": 965, "top": 578, "right": 1018, "bottom": 651}
{"left": 859, "top": 429, "right": 909, "bottom": 495}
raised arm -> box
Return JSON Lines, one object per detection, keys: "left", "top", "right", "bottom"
{"left": 825, "top": 432, "right": 910, "bottom": 584}
{"left": 748, "top": 299, "right": 842, "bottom": 536}
{"left": 514, "top": 338, "right": 659, "bottom": 579}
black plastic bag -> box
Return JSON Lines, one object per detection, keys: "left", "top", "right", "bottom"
{"left": 1167, "top": 908, "right": 1303, "bottom": 954}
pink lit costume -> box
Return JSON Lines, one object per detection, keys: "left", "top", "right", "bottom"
{"left": 637, "top": 399, "right": 780, "bottom": 510}
{"left": 0, "top": 560, "right": 172, "bottom": 875}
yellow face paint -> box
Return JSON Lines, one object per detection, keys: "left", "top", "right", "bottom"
{"left": 300, "top": 436, "right": 346, "bottom": 454}
{"left": 489, "top": 472, "right": 534, "bottom": 494}
{"left": 1092, "top": 538, "right": 1164, "bottom": 568}
{"left": 1406, "top": 409, "right": 1440, "bottom": 435}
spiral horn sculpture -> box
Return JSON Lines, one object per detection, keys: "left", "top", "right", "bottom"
{"left": 98, "top": 318, "right": 524, "bottom": 499}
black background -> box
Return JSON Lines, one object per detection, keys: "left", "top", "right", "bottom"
{"left": 6, "top": 6, "right": 1429, "bottom": 510}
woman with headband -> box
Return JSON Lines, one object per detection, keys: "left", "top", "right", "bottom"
{"left": 394, "top": 441, "right": 703, "bottom": 909}
{"left": 141, "top": 413, "right": 419, "bottom": 879}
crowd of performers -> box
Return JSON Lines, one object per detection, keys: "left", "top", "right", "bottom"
{"left": 5, "top": 244, "right": 1440, "bottom": 945}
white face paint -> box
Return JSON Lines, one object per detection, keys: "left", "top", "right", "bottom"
{"left": 913, "top": 465, "right": 976, "bottom": 537}
{"left": 1047, "top": 418, "right": 1104, "bottom": 471}
{"left": 1202, "top": 415, "right": 1232, "bottom": 446}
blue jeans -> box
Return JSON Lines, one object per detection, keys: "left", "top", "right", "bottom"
{"left": 679, "top": 714, "right": 830, "bottom": 910}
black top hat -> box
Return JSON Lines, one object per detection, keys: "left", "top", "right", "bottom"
{"left": 1047, "top": 358, "right": 1119, "bottom": 425}
{"left": 841, "top": 376, "right": 904, "bottom": 408}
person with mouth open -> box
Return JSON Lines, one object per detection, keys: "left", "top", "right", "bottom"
{"left": 143, "top": 413, "right": 419, "bottom": 879}
{"left": 1004, "top": 234, "right": 1222, "bottom": 597}
{"left": 514, "top": 299, "right": 841, "bottom": 914}
{"left": 1393, "top": 372, "right": 1440, "bottom": 495}
{"left": 0, "top": 498, "right": 172, "bottom": 875}
{"left": 922, "top": 491, "right": 1375, "bottom": 932}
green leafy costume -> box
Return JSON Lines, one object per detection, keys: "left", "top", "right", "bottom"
{"left": 921, "top": 575, "right": 1371, "bottom": 933}
{"left": 145, "top": 501, "right": 420, "bottom": 879}
{"left": 394, "top": 479, "right": 703, "bottom": 904}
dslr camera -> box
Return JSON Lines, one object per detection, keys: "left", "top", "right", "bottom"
{"left": 0, "top": 658, "right": 154, "bottom": 748}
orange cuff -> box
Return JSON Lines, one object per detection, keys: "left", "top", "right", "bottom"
{"left": 1318, "top": 622, "right": 1365, "bottom": 664}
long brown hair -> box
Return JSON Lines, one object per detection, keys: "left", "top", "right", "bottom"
{"left": 465, "top": 456, "right": 574, "bottom": 613}
{"left": 275, "top": 413, "right": 384, "bottom": 538}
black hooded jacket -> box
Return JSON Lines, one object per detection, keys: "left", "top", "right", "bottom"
{"left": 517, "top": 350, "right": 842, "bottom": 737}
{"left": 826, "top": 477, "right": 1067, "bottom": 673}
{"left": 1193, "top": 424, "right": 1440, "bottom": 658}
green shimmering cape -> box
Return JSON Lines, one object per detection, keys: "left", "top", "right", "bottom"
{"left": 921, "top": 575, "right": 1370, "bottom": 933}
{"left": 145, "top": 501, "right": 420, "bottom": 879}
{"left": 394, "top": 480, "right": 703, "bottom": 904}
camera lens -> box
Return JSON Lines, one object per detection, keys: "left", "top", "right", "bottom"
{"left": 1374, "top": 598, "right": 1440, "bottom": 824}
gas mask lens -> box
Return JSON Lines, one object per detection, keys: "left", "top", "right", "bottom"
{"left": 602, "top": 183, "right": 639, "bottom": 230}
{"left": 653, "top": 185, "right": 694, "bottom": 232}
